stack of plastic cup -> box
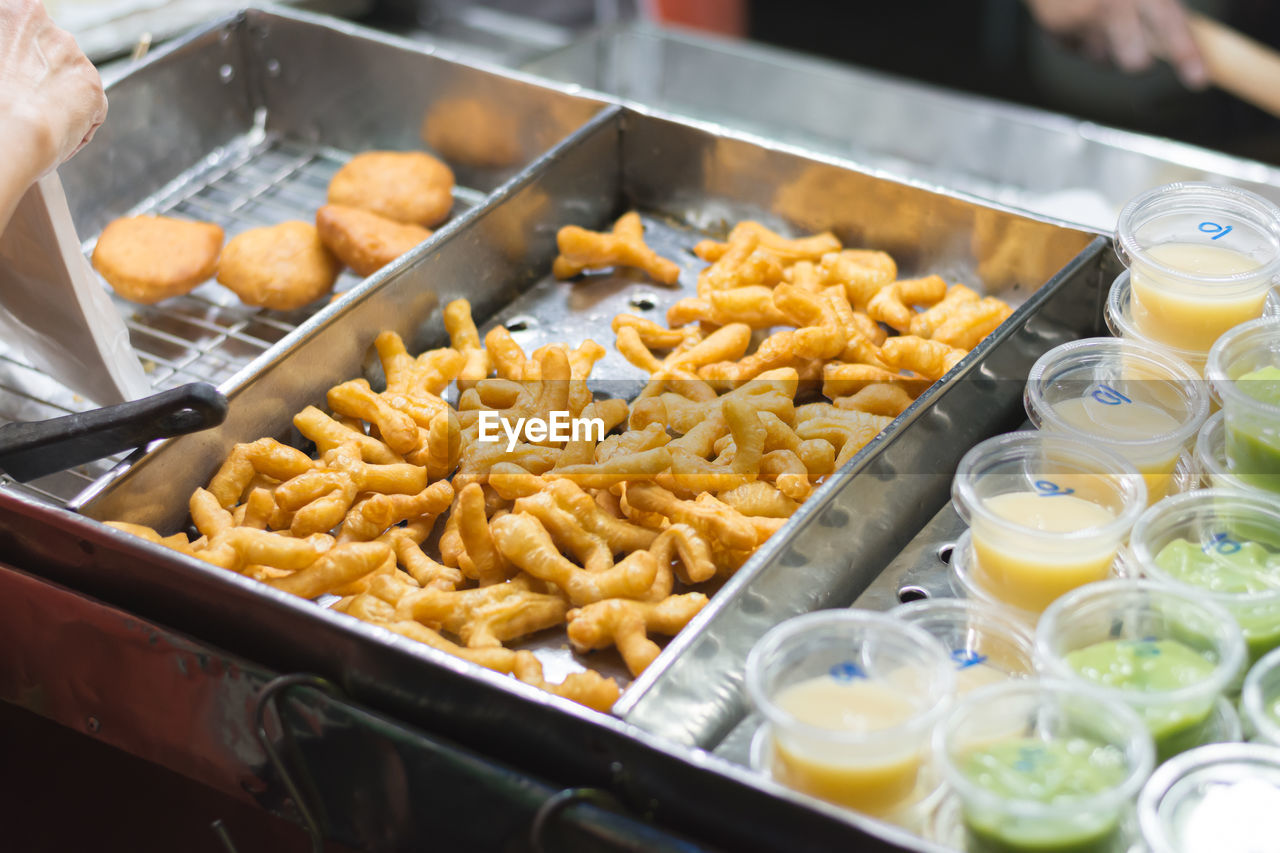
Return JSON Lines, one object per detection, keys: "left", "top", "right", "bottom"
{"left": 951, "top": 432, "right": 1147, "bottom": 619}
{"left": 1111, "top": 182, "right": 1280, "bottom": 375}
{"left": 1107, "top": 272, "right": 1280, "bottom": 379}
{"left": 1207, "top": 317, "right": 1280, "bottom": 494}
{"left": 1025, "top": 337, "right": 1207, "bottom": 504}
{"left": 1107, "top": 271, "right": 1216, "bottom": 376}
{"left": 890, "top": 599, "right": 1035, "bottom": 695}
{"left": 745, "top": 610, "right": 955, "bottom": 822}
{"left": 1036, "top": 580, "right": 1245, "bottom": 762}
{"left": 1129, "top": 489, "right": 1280, "bottom": 664}
{"left": 936, "top": 680, "right": 1154, "bottom": 853}
{"left": 1243, "top": 648, "right": 1280, "bottom": 747}
{"left": 1138, "top": 743, "right": 1280, "bottom": 853}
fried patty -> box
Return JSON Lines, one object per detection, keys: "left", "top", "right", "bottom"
{"left": 216, "top": 221, "right": 340, "bottom": 311}
{"left": 92, "top": 215, "right": 224, "bottom": 304}
{"left": 327, "top": 151, "right": 455, "bottom": 228}
{"left": 315, "top": 204, "right": 433, "bottom": 277}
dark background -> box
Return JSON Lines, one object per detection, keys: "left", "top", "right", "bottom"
{"left": 746, "top": 0, "right": 1280, "bottom": 165}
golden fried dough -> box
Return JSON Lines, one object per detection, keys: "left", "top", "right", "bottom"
{"left": 553, "top": 212, "right": 680, "bottom": 285}
{"left": 315, "top": 205, "right": 433, "bottom": 277}
{"left": 106, "top": 210, "right": 1019, "bottom": 714}
{"left": 328, "top": 151, "right": 455, "bottom": 227}
{"left": 91, "top": 215, "right": 224, "bottom": 304}
{"left": 216, "top": 222, "right": 340, "bottom": 311}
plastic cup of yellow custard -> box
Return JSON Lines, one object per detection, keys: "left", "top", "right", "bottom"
{"left": 1207, "top": 317, "right": 1280, "bottom": 494}
{"left": 1026, "top": 337, "right": 1208, "bottom": 504}
{"left": 937, "top": 680, "right": 1154, "bottom": 853}
{"left": 1036, "top": 579, "right": 1245, "bottom": 763}
{"left": 890, "top": 598, "right": 1036, "bottom": 694}
{"left": 1107, "top": 271, "right": 1280, "bottom": 378}
{"left": 1117, "top": 182, "right": 1280, "bottom": 352}
{"left": 745, "top": 610, "right": 954, "bottom": 818}
{"left": 952, "top": 432, "right": 1147, "bottom": 614}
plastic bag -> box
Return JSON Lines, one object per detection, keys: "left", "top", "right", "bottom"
{"left": 0, "top": 173, "right": 149, "bottom": 407}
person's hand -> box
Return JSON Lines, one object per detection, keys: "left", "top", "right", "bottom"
{"left": 0, "top": 0, "right": 106, "bottom": 180}
{"left": 1025, "top": 0, "right": 1208, "bottom": 89}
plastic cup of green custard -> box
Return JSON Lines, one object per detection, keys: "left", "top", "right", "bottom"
{"left": 1207, "top": 317, "right": 1280, "bottom": 493}
{"left": 1036, "top": 580, "right": 1245, "bottom": 762}
{"left": 936, "top": 680, "right": 1154, "bottom": 853}
{"left": 1130, "top": 488, "right": 1280, "bottom": 663}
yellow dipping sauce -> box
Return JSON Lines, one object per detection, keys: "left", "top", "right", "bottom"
{"left": 972, "top": 491, "right": 1118, "bottom": 613}
{"left": 772, "top": 676, "right": 922, "bottom": 814}
{"left": 1131, "top": 242, "right": 1265, "bottom": 351}
{"left": 1052, "top": 396, "right": 1183, "bottom": 500}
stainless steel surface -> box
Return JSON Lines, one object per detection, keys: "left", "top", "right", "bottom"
{"left": 0, "top": 8, "right": 605, "bottom": 507}
{"left": 50, "top": 0, "right": 372, "bottom": 62}
{"left": 523, "top": 23, "right": 1280, "bottom": 231}
{"left": 852, "top": 502, "right": 969, "bottom": 613}
{"left": 374, "top": 4, "right": 579, "bottom": 67}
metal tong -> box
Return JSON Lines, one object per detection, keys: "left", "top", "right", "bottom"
{"left": 0, "top": 383, "right": 228, "bottom": 482}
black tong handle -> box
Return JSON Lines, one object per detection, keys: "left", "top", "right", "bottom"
{"left": 0, "top": 383, "right": 228, "bottom": 482}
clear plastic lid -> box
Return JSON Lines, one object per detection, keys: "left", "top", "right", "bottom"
{"left": 1036, "top": 579, "right": 1245, "bottom": 720}
{"left": 1116, "top": 182, "right": 1280, "bottom": 297}
{"left": 745, "top": 609, "right": 955, "bottom": 748}
{"left": 948, "top": 529, "right": 1062, "bottom": 625}
{"left": 1206, "top": 318, "right": 1280, "bottom": 456}
{"left": 1127, "top": 488, "right": 1280, "bottom": 661}
{"left": 1107, "top": 270, "right": 1212, "bottom": 374}
{"left": 952, "top": 431, "right": 1147, "bottom": 545}
{"left": 1025, "top": 337, "right": 1208, "bottom": 502}
{"left": 1195, "top": 411, "right": 1280, "bottom": 496}
{"left": 1129, "top": 488, "right": 1280, "bottom": 610}
{"left": 890, "top": 597, "right": 1036, "bottom": 688}
{"left": 936, "top": 679, "right": 1154, "bottom": 823}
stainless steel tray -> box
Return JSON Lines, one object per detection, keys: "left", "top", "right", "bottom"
{"left": 71, "top": 94, "right": 1100, "bottom": 692}
{"left": 0, "top": 7, "right": 603, "bottom": 506}
{"left": 71, "top": 91, "right": 1095, "bottom": 683}
{"left": 523, "top": 22, "right": 1280, "bottom": 232}
{"left": 9, "top": 85, "right": 1109, "bottom": 850}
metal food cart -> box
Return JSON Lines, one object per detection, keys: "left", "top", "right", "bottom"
{"left": 4, "top": 7, "right": 1278, "bottom": 850}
